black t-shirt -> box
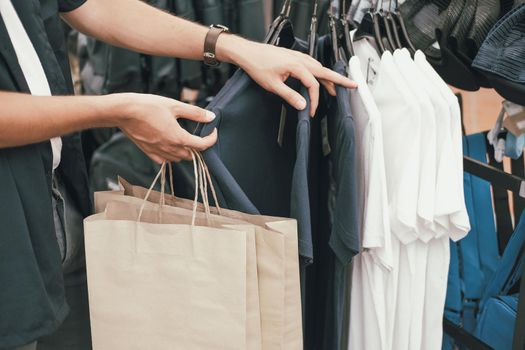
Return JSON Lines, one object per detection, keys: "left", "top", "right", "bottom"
{"left": 0, "top": 0, "right": 88, "bottom": 348}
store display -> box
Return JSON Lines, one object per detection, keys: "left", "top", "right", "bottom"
{"left": 4, "top": 0, "right": 520, "bottom": 349}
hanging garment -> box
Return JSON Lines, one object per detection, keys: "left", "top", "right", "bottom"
{"left": 474, "top": 294, "right": 519, "bottom": 350}
{"left": 473, "top": 208, "right": 525, "bottom": 349}
{"left": 505, "top": 132, "right": 525, "bottom": 160}
{"left": 413, "top": 50, "right": 470, "bottom": 350}
{"left": 393, "top": 48, "right": 437, "bottom": 242}
{"left": 442, "top": 132, "right": 500, "bottom": 350}
{"left": 272, "top": 0, "right": 330, "bottom": 40}
{"left": 351, "top": 33, "right": 423, "bottom": 350}
{"left": 347, "top": 53, "right": 392, "bottom": 350}
{"left": 198, "top": 24, "right": 314, "bottom": 255}
{"left": 480, "top": 209, "right": 525, "bottom": 308}
{"left": 298, "top": 33, "right": 362, "bottom": 350}
{"left": 236, "top": 0, "right": 266, "bottom": 41}
{"left": 350, "top": 25, "right": 471, "bottom": 348}
{"left": 173, "top": 0, "right": 202, "bottom": 88}
{"left": 414, "top": 51, "right": 470, "bottom": 241}
{"left": 321, "top": 59, "right": 360, "bottom": 350}
{"left": 393, "top": 48, "right": 440, "bottom": 350}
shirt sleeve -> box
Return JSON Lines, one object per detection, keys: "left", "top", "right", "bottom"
{"left": 58, "top": 0, "right": 87, "bottom": 12}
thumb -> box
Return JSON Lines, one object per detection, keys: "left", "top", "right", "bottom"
{"left": 180, "top": 127, "right": 218, "bottom": 151}
{"left": 273, "top": 82, "right": 307, "bottom": 111}
{"left": 173, "top": 103, "right": 216, "bottom": 123}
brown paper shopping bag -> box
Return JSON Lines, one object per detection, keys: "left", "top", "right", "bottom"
{"left": 96, "top": 155, "right": 303, "bottom": 349}
{"left": 84, "top": 160, "right": 256, "bottom": 350}
{"left": 103, "top": 201, "right": 264, "bottom": 349}
{"left": 95, "top": 188, "right": 286, "bottom": 349}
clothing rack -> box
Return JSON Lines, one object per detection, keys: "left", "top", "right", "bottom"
{"left": 463, "top": 157, "right": 525, "bottom": 199}
{"left": 458, "top": 156, "right": 525, "bottom": 350}
{"left": 443, "top": 318, "right": 493, "bottom": 350}
{"left": 513, "top": 264, "right": 525, "bottom": 350}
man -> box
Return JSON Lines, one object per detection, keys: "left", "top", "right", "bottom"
{"left": 0, "top": 0, "right": 355, "bottom": 349}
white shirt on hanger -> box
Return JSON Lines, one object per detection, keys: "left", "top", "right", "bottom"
{"left": 353, "top": 41, "right": 421, "bottom": 247}
{"left": 347, "top": 54, "right": 392, "bottom": 350}
{"left": 414, "top": 51, "right": 470, "bottom": 350}
{"left": 352, "top": 33, "right": 422, "bottom": 350}
{"left": 393, "top": 47, "right": 442, "bottom": 350}
{"left": 414, "top": 50, "right": 470, "bottom": 240}
{"left": 0, "top": 0, "right": 62, "bottom": 171}
{"left": 394, "top": 48, "right": 437, "bottom": 243}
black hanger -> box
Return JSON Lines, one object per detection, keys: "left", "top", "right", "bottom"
{"left": 328, "top": 4, "right": 342, "bottom": 63}
{"left": 307, "top": 0, "right": 319, "bottom": 58}
{"left": 387, "top": 12, "right": 402, "bottom": 49}
{"left": 379, "top": 8, "right": 397, "bottom": 50}
{"left": 393, "top": 5, "right": 416, "bottom": 54}
{"left": 340, "top": 0, "right": 355, "bottom": 58}
{"left": 353, "top": 5, "right": 386, "bottom": 54}
{"left": 367, "top": 0, "right": 395, "bottom": 52}
{"left": 464, "top": 156, "right": 525, "bottom": 199}
{"left": 443, "top": 318, "right": 493, "bottom": 350}
{"left": 385, "top": 0, "right": 402, "bottom": 49}
{"left": 264, "top": 0, "right": 292, "bottom": 45}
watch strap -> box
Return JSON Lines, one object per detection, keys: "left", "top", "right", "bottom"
{"left": 204, "top": 25, "right": 229, "bottom": 67}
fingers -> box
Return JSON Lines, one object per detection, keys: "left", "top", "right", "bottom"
{"left": 311, "top": 65, "right": 357, "bottom": 89}
{"left": 320, "top": 79, "right": 337, "bottom": 96}
{"left": 290, "top": 66, "right": 319, "bottom": 117}
{"left": 139, "top": 128, "right": 217, "bottom": 164}
{"left": 180, "top": 127, "right": 218, "bottom": 152}
{"left": 272, "top": 81, "right": 307, "bottom": 112}
{"left": 173, "top": 103, "right": 216, "bottom": 123}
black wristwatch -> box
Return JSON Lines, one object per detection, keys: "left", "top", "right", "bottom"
{"left": 203, "top": 24, "right": 230, "bottom": 67}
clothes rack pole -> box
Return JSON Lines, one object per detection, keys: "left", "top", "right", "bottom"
{"left": 442, "top": 318, "right": 493, "bottom": 349}
{"left": 463, "top": 157, "right": 525, "bottom": 198}
{"left": 512, "top": 263, "right": 525, "bottom": 350}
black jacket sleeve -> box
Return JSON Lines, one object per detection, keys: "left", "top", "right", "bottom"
{"left": 58, "top": 0, "right": 87, "bottom": 12}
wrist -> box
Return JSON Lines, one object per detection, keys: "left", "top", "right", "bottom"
{"left": 102, "top": 93, "right": 138, "bottom": 128}
{"left": 215, "top": 34, "right": 256, "bottom": 67}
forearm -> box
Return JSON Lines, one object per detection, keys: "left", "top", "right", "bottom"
{"left": 0, "top": 92, "right": 125, "bottom": 148}
{"left": 62, "top": 0, "right": 249, "bottom": 64}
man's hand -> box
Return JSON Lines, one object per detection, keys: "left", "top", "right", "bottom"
{"left": 63, "top": 0, "right": 357, "bottom": 118}
{"left": 0, "top": 92, "right": 217, "bottom": 163}
{"left": 218, "top": 37, "right": 357, "bottom": 116}
{"left": 117, "top": 93, "right": 217, "bottom": 164}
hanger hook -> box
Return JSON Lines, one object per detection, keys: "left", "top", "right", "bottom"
{"left": 280, "top": 0, "right": 292, "bottom": 17}
{"left": 308, "top": 0, "right": 318, "bottom": 57}
{"left": 374, "top": 0, "right": 382, "bottom": 13}
{"left": 341, "top": 0, "right": 350, "bottom": 24}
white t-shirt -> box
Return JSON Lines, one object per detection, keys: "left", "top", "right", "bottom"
{"left": 414, "top": 50, "right": 470, "bottom": 350}
{"left": 353, "top": 40, "right": 421, "bottom": 246}
{"left": 347, "top": 55, "right": 391, "bottom": 266}
{"left": 347, "top": 54, "right": 392, "bottom": 350}
{"left": 352, "top": 34, "right": 422, "bottom": 350}
{"left": 393, "top": 48, "right": 442, "bottom": 350}
{"left": 414, "top": 51, "right": 470, "bottom": 240}
{"left": 393, "top": 48, "right": 437, "bottom": 243}
{"left": 0, "top": 0, "right": 62, "bottom": 171}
